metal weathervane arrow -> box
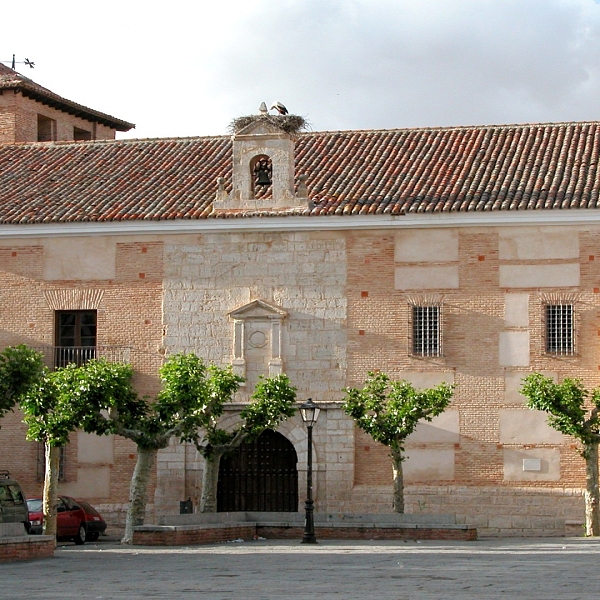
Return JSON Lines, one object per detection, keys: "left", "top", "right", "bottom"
{"left": 0, "top": 54, "right": 35, "bottom": 69}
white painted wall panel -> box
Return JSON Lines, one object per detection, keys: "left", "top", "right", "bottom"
{"left": 499, "top": 228, "right": 579, "bottom": 260}
{"left": 503, "top": 448, "right": 561, "bottom": 481}
{"left": 499, "top": 331, "right": 530, "bottom": 366}
{"left": 395, "top": 265, "right": 459, "bottom": 290}
{"left": 499, "top": 409, "right": 564, "bottom": 444}
{"left": 77, "top": 431, "right": 114, "bottom": 464}
{"left": 499, "top": 264, "right": 580, "bottom": 288}
{"left": 404, "top": 448, "right": 455, "bottom": 481}
{"left": 407, "top": 411, "right": 460, "bottom": 444}
{"left": 504, "top": 293, "right": 529, "bottom": 327}
{"left": 395, "top": 229, "right": 458, "bottom": 262}
{"left": 43, "top": 237, "right": 116, "bottom": 280}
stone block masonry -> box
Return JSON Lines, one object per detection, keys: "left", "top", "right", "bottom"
{"left": 163, "top": 231, "right": 347, "bottom": 401}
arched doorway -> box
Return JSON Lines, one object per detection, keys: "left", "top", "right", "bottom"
{"left": 217, "top": 429, "right": 298, "bottom": 512}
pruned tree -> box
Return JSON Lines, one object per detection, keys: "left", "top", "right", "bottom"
{"left": 520, "top": 373, "right": 600, "bottom": 536}
{"left": 113, "top": 353, "right": 244, "bottom": 544}
{"left": 190, "top": 374, "right": 297, "bottom": 513}
{"left": 342, "top": 371, "right": 454, "bottom": 513}
{"left": 0, "top": 345, "right": 46, "bottom": 427}
{"left": 20, "top": 359, "right": 136, "bottom": 542}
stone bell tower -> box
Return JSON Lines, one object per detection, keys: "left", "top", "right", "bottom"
{"left": 213, "top": 107, "right": 308, "bottom": 212}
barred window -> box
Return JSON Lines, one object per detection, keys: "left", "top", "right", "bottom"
{"left": 545, "top": 304, "right": 574, "bottom": 355}
{"left": 412, "top": 305, "right": 441, "bottom": 357}
{"left": 36, "top": 444, "right": 65, "bottom": 482}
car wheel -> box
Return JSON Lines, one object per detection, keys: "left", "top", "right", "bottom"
{"left": 87, "top": 532, "right": 99, "bottom": 542}
{"left": 74, "top": 524, "right": 86, "bottom": 545}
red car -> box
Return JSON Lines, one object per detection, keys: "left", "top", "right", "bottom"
{"left": 27, "top": 496, "right": 107, "bottom": 544}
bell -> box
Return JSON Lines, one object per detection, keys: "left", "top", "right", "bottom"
{"left": 256, "top": 169, "right": 271, "bottom": 186}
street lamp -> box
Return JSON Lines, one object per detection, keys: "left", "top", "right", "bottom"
{"left": 300, "top": 398, "right": 320, "bottom": 544}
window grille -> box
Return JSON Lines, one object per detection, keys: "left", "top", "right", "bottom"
{"left": 36, "top": 444, "right": 65, "bottom": 482}
{"left": 545, "top": 304, "right": 574, "bottom": 355}
{"left": 412, "top": 305, "right": 441, "bottom": 357}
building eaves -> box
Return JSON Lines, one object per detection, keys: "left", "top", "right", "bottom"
{"left": 0, "top": 65, "right": 134, "bottom": 132}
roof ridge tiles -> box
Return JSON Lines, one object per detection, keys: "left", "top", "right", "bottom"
{"left": 310, "top": 121, "right": 600, "bottom": 136}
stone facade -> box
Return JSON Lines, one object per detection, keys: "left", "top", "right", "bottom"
{"left": 0, "top": 220, "right": 596, "bottom": 535}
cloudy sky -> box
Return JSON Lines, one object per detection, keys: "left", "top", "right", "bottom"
{"left": 4, "top": 0, "right": 600, "bottom": 139}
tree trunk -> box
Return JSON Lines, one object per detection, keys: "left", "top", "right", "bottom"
{"left": 43, "top": 444, "right": 60, "bottom": 543}
{"left": 122, "top": 446, "right": 156, "bottom": 544}
{"left": 391, "top": 447, "right": 405, "bottom": 514}
{"left": 200, "top": 450, "right": 225, "bottom": 513}
{"left": 584, "top": 441, "right": 600, "bottom": 536}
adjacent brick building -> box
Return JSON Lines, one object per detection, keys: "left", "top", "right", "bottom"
{"left": 1, "top": 65, "right": 598, "bottom": 534}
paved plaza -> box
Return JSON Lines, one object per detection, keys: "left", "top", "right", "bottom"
{"left": 2, "top": 536, "right": 600, "bottom": 599}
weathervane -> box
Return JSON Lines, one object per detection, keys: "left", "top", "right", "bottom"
{"left": 0, "top": 54, "right": 35, "bottom": 69}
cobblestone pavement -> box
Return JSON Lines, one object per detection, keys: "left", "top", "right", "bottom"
{"left": 2, "top": 536, "right": 600, "bottom": 599}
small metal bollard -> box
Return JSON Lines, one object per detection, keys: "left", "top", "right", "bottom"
{"left": 179, "top": 498, "right": 193, "bottom": 514}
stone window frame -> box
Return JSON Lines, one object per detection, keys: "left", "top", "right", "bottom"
{"left": 228, "top": 300, "right": 287, "bottom": 384}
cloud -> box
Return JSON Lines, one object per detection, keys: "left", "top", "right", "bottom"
{"left": 5, "top": 0, "right": 600, "bottom": 137}
{"left": 201, "top": 0, "right": 600, "bottom": 132}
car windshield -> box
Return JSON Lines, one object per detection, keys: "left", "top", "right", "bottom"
{"left": 27, "top": 499, "right": 43, "bottom": 512}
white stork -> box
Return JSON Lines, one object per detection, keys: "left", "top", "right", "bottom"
{"left": 270, "top": 101, "right": 289, "bottom": 115}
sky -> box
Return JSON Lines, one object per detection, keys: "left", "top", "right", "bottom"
{"left": 3, "top": 0, "right": 600, "bottom": 139}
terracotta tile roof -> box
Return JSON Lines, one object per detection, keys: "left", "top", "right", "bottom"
{"left": 0, "top": 121, "right": 599, "bottom": 224}
{"left": 0, "top": 64, "right": 134, "bottom": 132}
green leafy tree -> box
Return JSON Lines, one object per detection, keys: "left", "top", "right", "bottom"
{"left": 343, "top": 371, "right": 454, "bottom": 513}
{"left": 191, "top": 374, "right": 297, "bottom": 513}
{"left": 520, "top": 373, "right": 600, "bottom": 536}
{"left": 20, "top": 359, "right": 136, "bottom": 542}
{"left": 112, "top": 353, "right": 244, "bottom": 544}
{"left": 0, "top": 345, "right": 46, "bottom": 426}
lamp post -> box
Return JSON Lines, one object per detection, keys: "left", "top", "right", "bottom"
{"left": 300, "top": 398, "right": 320, "bottom": 544}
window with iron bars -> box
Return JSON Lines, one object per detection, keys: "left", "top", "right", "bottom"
{"left": 36, "top": 444, "right": 66, "bottom": 482}
{"left": 412, "top": 305, "right": 442, "bottom": 357}
{"left": 545, "top": 304, "right": 575, "bottom": 355}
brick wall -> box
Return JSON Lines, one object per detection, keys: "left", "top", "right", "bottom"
{"left": 1, "top": 223, "right": 598, "bottom": 535}
{"left": 0, "top": 537, "right": 54, "bottom": 562}
{"left": 0, "top": 236, "right": 163, "bottom": 508}
{"left": 0, "top": 91, "right": 117, "bottom": 143}
{"left": 343, "top": 226, "right": 595, "bottom": 533}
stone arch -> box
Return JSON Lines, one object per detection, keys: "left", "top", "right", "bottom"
{"left": 209, "top": 415, "right": 319, "bottom": 474}
{"left": 202, "top": 413, "right": 320, "bottom": 511}
{"left": 217, "top": 428, "right": 298, "bottom": 512}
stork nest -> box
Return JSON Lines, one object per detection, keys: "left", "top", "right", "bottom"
{"left": 228, "top": 114, "right": 308, "bottom": 135}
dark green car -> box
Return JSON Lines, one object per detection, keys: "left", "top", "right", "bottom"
{"left": 0, "top": 470, "right": 29, "bottom": 533}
